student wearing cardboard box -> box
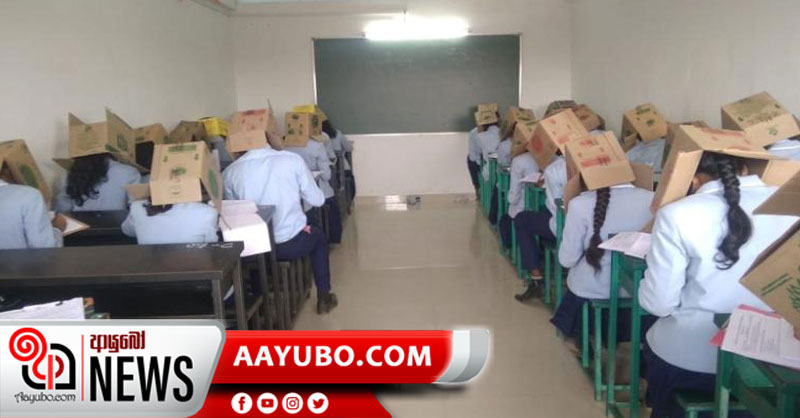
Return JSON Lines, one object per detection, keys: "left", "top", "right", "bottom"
{"left": 496, "top": 110, "right": 538, "bottom": 250}
{"left": 621, "top": 103, "right": 669, "bottom": 177}
{"left": 284, "top": 111, "right": 342, "bottom": 244}
{"left": 222, "top": 112, "right": 338, "bottom": 315}
{"left": 550, "top": 133, "right": 655, "bottom": 338}
{"left": 54, "top": 111, "right": 142, "bottom": 212}
{"left": 322, "top": 119, "right": 356, "bottom": 201}
{"left": 638, "top": 126, "right": 800, "bottom": 418}
{"left": 721, "top": 92, "right": 800, "bottom": 162}
{"left": 475, "top": 109, "right": 503, "bottom": 223}
{"left": 121, "top": 143, "right": 220, "bottom": 245}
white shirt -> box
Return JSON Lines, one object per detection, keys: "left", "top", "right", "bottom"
{"left": 507, "top": 152, "right": 539, "bottom": 218}
{"left": 222, "top": 147, "right": 324, "bottom": 243}
{"left": 54, "top": 159, "right": 141, "bottom": 212}
{"left": 768, "top": 138, "right": 800, "bottom": 160}
{"left": 321, "top": 132, "right": 336, "bottom": 160}
{"left": 626, "top": 137, "right": 667, "bottom": 175}
{"left": 544, "top": 156, "right": 567, "bottom": 235}
{"left": 640, "top": 175, "right": 798, "bottom": 373}
{"left": 122, "top": 200, "right": 219, "bottom": 245}
{"left": 560, "top": 184, "right": 654, "bottom": 300}
{"left": 478, "top": 126, "right": 502, "bottom": 181}
{"left": 468, "top": 128, "right": 481, "bottom": 163}
{"left": 331, "top": 129, "right": 353, "bottom": 154}
{"left": 285, "top": 140, "right": 334, "bottom": 199}
{"left": 0, "top": 180, "right": 62, "bottom": 249}
{"left": 497, "top": 138, "right": 512, "bottom": 167}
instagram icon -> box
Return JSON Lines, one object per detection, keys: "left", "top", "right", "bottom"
{"left": 282, "top": 393, "right": 303, "bottom": 414}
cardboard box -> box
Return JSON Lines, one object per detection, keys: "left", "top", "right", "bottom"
{"left": 134, "top": 123, "right": 169, "bottom": 145}
{"left": 292, "top": 104, "right": 328, "bottom": 122}
{"left": 199, "top": 117, "right": 229, "bottom": 138}
{"left": 0, "top": 139, "right": 51, "bottom": 203}
{"left": 573, "top": 104, "right": 605, "bottom": 132}
{"left": 563, "top": 131, "right": 636, "bottom": 205}
{"left": 527, "top": 109, "right": 590, "bottom": 168}
{"left": 500, "top": 106, "right": 536, "bottom": 139}
{"left": 740, "top": 171, "right": 800, "bottom": 329}
{"left": 621, "top": 103, "right": 669, "bottom": 149}
{"left": 545, "top": 100, "right": 577, "bottom": 117}
{"left": 666, "top": 120, "right": 710, "bottom": 146}
{"left": 475, "top": 110, "right": 499, "bottom": 127}
{"left": 477, "top": 103, "right": 499, "bottom": 113}
{"left": 284, "top": 112, "right": 322, "bottom": 148}
{"left": 227, "top": 108, "right": 276, "bottom": 153}
{"left": 147, "top": 142, "right": 222, "bottom": 210}
{"left": 169, "top": 121, "right": 207, "bottom": 144}
{"left": 66, "top": 109, "right": 135, "bottom": 162}
{"left": 511, "top": 119, "right": 538, "bottom": 157}
{"left": 721, "top": 92, "right": 800, "bottom": 147}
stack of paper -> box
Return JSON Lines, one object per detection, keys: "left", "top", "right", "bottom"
{"left": 718, "top": 305, "right": 800, "bottom": 371}
{"left": 218, "top": 200, "right": 271, "bottom": 257}
{"left": 598, "top": 231, "right": 652, "bottom": 259}
{"left": 0, "top": 298, "right": 85, "bottom": 320}
{"left": 49, "top": 212, "right": 89, "bottom": 236}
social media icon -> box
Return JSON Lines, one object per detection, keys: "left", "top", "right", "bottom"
{"left": 307, "top": 392, "right": 329, "bottom": 414}
{"left": 282, "top": 392, "right": 303, "bottom": 414}
{"left": 231, "top": 392, "right": 253, "bottom": 414}
{"left": 257, "top": 393, "right": 278, "bottom": 414}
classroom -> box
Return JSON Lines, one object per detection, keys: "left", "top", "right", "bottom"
{"left": 1, "top": 0, "right": 800, "bottom": 417}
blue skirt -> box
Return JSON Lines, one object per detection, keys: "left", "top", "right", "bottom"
{"left": 550, "top": 289, "right": 638, "bottom": 344}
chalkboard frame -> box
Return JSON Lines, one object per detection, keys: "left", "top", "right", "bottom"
{"left": 311, "top": 33, "right": 522, "bottom": 135}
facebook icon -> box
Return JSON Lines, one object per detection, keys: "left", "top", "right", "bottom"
{"left": 231, "top": 392, "right": 253, "bottom": 414}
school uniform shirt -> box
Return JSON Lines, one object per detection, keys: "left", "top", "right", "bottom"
{"left": 560, "top": 184, "right": 654, "bottom": 300}
{"left": 331, "top": 130, "right": 354, "bottom": 170}
{"left": 543, "top": 156, "right": 567, "bottom": 235}
{"left": 497, "top": 138, "right": 512, "bottom": 167}
{"left": 222, "top": 147, "right": 325, "bottom": 244}
{"left": 768, "top": 138, "right": 800, "bottom": 160}
{"left": 321, "top": 132, "right": 336, "bottom": 160}
{"left": 468, "top": 127, "right": 481, "bottom": 163}
{"left": 507, "top": 152, "right": 539, "bottom": 218}
{"left": 478, "top": 126, "right": 502, "bottom": 181}
{"left": 0, "top": 180, "right": 63, "bottom": 249}
{"left": 121, "top": 200, "right": 218, "bottom": 245}
{"left": 285, "top": 140, "right": 334, "bottom": 199}
{"left": 54, "top": 159, "right": 141, "bottom": 212}
{"left": 640, "top": 175, "right": 798, "bottom": 373}
{"left": 626, "top": 137, "right": 666, "bottom": 175}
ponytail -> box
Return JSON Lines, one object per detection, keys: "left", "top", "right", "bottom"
{"left": 66, "top": 153, "right": 109, "bottom": 206}
{"left": 697, "top": 153, "right": 752, "bottom": 270}
{"left": 585, "top": 187, "right": 610, "bottom": 273}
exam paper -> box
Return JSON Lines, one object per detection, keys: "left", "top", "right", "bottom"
{"left": 721, "top": 305, "right": 800, "bottom": 370}
{"left": 598, "top": 231, "right": 652, "bottom": 259}
{"left": 0, "top": 298, "right": 85, "bottom": 320}
{"left": 49, "top": 212, "right": 89, "bottom": 236}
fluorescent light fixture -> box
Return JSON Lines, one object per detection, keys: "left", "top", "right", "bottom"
{"left": 364, "top": 16, "right": 469, "bottom": 41}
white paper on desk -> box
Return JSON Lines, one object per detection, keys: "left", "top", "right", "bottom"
{"left": 49, "top": 211, "right": 89, "bottom": 236}
{"left": 0, "top": 297, "right": 85, "bottom": 320}
{"left": 218, "top": 200, "right": 258, "bottom": 216}
{"left": 599, "top": 231, "right": 651, "bottom": 259}
{"left": 521, "top": 172, "right": 542, "bottom": 184}
{"left": 721, "top": 306, "right": 800, "bottom": 371}
{"left": 220, "top": 212, "right": 271, "bottom": 257}
{"left": 779, "top": 320, "right": 800, "bottom": 361}
{"left": 486, "top": 152, "right": 498, "bottom": 159}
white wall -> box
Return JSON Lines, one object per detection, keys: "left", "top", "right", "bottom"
{"left": 571, "top": 0, "right": 800, "bottom": 135}
{"left": 233, "top": 0, "right": 573, "bottom": 196}
{"left": 0, "top": 0, "right": 235, "bottom": 191}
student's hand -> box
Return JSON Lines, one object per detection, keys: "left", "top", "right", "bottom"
{"left": 52, "top": 214, "right": 67, "bottom": 232}
{"left": 303, "top": 225, "right": 312, "bottom": 234}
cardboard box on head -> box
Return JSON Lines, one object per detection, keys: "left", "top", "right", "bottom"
{"left": 169, "top": 121, "right": 207, "bottom": 144}
{"left": 59, "top": 109, "right": 142, "bottom": 172}
{"left": 562, "top": 131, "right": 638, "bottom": 207}
{"left": 477, "top": 103, "right": 499, "bottom": 113}
{"left": 474, "top": 110, "right": 499, "bottom": 128}
{"left": 0, "top": 139, "right": 51, "bottom": 203}
{"left": 292, "top": 104, "right": 328, "bottom": 124}
{"left": 227, "top": 108, "right": 279, "bottom": 153}
{"left": 666, "top": 120, "right": 710, "bottom": 146}
{"left": 545, "top": 100, "right": 577, "bottom": 117}
{"left": 621, "top": 103, "right": 669, "bottom": 151}
{"left": 199, "top": 117, "right": 229, "bottom": 138}
{"left": 500, "top": 106, "right": 536, "bottom": 139}
{"left": 511, "top": 119, "right": 538, "bottom": 157}
{"left": 134, "top": 124, "right": 169, "bottom": 145}
{"left": 134, "top": 142, "right": 222, "bottom": 210}
{"left": 572, "top": 104, "right": 605, "bottom": 132}
{"left": 721, "top": 92, "right": 800, "bottom": 147}
{"left": 740, "top": 171, "right": 800, "bottom": 329}
{"left": 527, "top": 109, "right": 590, "bottom": 169}
{"left": 284, "top": 112, "right": 322, "bottom": 148}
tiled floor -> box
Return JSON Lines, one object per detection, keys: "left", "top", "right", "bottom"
{"left": 295, "top": 195, "right": 606, "bottom": 417}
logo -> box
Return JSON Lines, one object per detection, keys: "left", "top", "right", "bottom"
{"left": 282, "top": 392, "right": 303, "bottom": 414}
{"left": 257, "top": 392, "right": 278, "bottom": 414}
{"left": 9, "top": 328, "right": 75, "bottom": 391}
{"left": 231, "top": 392, "right": 252, "bottom": 414}
{"left": 307, "top": 392, "right": 329, "bottom": 414}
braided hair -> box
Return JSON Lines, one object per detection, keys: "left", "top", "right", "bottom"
{"left": 696, "top": 153, "right": 752, "bottom": 270}
{"left": 585, "top": 187, "right": 611, "bottom": 273}
{"left": 66, "top": 153, "right": 109, "bottom": 206}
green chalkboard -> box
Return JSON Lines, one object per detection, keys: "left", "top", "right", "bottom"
{"left": 313, "top": 35, "right": 520, "bottom": 134}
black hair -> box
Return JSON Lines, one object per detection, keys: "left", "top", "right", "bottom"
{"left": 144, "top": 201, "right": 173, "bottom": 217}
{"left": 585, "top": 187, "right": 610, "bottom": 273}
{"left": 136, "top": 142, "right": 155, "bottom": 170}
{"left": 696, "top": 152, "right": 752, "bottom": 269}
{"left": 321, "top": 120, "right": 336, "bottom": 138}
{"left": 66, "top": 153, "right": 110, "bottom": 206}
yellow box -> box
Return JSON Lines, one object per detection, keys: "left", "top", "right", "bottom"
{"left": 199, "top": 117, "right": 229, "bottom": 138}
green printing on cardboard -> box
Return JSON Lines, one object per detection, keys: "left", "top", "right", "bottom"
{"left": 291, "top": 114, "right": 299, "bottom": 120}
{"left": 116, "top": 134, "right": 128, "bottom": 152}
{"left": 769, "top": 126, "right": 779, "bottom": 136}
{"left": 208, "top": 169, "right": 219, "bottom": 198}
{"left": 789, "top": 278, "right": 800, "bottom": 312}
{"left": 646, "top": 119, "right": 656, "bottom": 127}
{"left": 635, "top": 107, "right": 652, "bottom": 116}
{"left": 760, "top": 273, "right": 792, "bottom": 295}
{"left": 170, "top": 167, "right": 187, "bottom": 180}
{"left": 19, "top": 165, "right": 38, "bottom": 189}
{"left": 168, "top": 144, "right": 197, "bottom": 152}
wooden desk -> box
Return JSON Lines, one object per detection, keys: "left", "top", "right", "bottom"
{"left": 63, "top": 210, "right": 135, "bottom": 246}
{"left": 0, "top": 242, "right": 246, "bottom": 327}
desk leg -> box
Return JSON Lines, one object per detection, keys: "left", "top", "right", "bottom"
{"left": 257, "top": 254, "right": 273, "bottom": 330}
{"left": 629, "top": 269, "right": 644, "bottom": 418}
{"left": 777, "top": 391, "right": 795, "bottom": 418}
{"left": 232, "top": 260, "right": 248, "bottom": 330}
{"left": 714, "top": 350, "right": 732, "bottom": 418}
{"left": 606, "top": 254, "right": 620, "bottom": 416}
{"left": 267, "top": 224, "right": 286, "bottom": 330}
{"left": 211, "top": 281, "right": 224, "bottom": 326}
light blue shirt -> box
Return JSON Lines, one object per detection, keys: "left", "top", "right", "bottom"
{"left": 321, "top": 133, "right": 336, "bottom": 160}
{"left": 222, "top": 147, "right": 324, "bottom": 244}
{"left": 640, "top": 175, "right": 797, "bottom": 373}
{"left": 768, "top": 138, "right": 800, "bottom": 160}
{"left": 560, "top": 184, "right": 654, "bottom": 300}
{"left": 467, "top": 128, "right": 481, "bottom": 163}
{"left": 508, "top": 152, "right": 539, "bottom": 218}
{"left": 497, "top": 138, "right": 512, "bottom": 167}
{"left": 55, "top": 159, "right": 141, "bottom": 212}
{"left": 331, "top": 129, "right": 353, "bottom": 154}
{"left": 478, "top": 126, "right": 502, "bottom": 180}
{"left": 121, "top": 200, "right": 219, "bottom": 245}
{"left": 626, "top": 137, "right": 667, "bottom": 175}
{"left": 285, "top": 140, "right": 334, "bottom": 199}
{"left": 0, "top": 180, "right": 62, "bottom": 249}
{"left": 544, "top": 156, "right": 567, "bottom": 235}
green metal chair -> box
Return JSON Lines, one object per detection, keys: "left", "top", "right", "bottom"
{"left": 496, "top": 166, "right": 511, "bottom": 255}
{"left": 543, "top": 199, "right": 565, "bottom": 309}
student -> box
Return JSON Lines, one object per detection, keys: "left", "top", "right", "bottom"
{"left": 496, "top": 136, "right": 512, "bottom": 167}
{"left": 0, "top": 175, "right": 64, "bottom": 249}
{"left": 121, "top": 199, "right": 218, "bottom": 245}
{"left": 222, "top": 144, "right": 338, "bottom": 314}
{"left": 285, "top": 136, "right": 342, "bottom": 244}
{"left": 550, "top": 169, "right": 654, "bottom": 338}
{"left": 55, "top": 153, "right": 141, "bottom": 212}
{"left": 626, "top": 136, "right": 667, "bottom": 176}
{"left": 467, "top": 126, "right": 482, "bottom": 198}
{"left": 768, "top": 135, "right": 800, "bottom": 160}
{"left": 322, "top": 120, "right": 356, "bottom": 202}
{"left": 478, "top": 114, "right": 502, "bottom": 224}
{"left": 498, "top": 150, "right": 539, "bottom": 252}
{"left": 639, "top": 152, "right": 797, "bottom": 418}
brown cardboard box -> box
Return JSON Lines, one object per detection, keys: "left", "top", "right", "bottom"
{"left": 563, "top": 131, "right": 635, "bottom": 204}
{"left": 545, "top": 100, "right": 577, "bottom": 117}
{"left": 147, "top": 142, "right": 222, "bottom": 210}
{"left": 227, "top": 108, "right": 277, "bottom": 153}
{"left": 477, "top": 103, "right": 499, "bottom": 113}
{"left": 621, "top": 103, "right": 669, "bottom": 149}
{"left": 666, "top": 121, "right": 710, "bottom": 146}
{"left": 527, "top": 109, "right": 590, "bottom": 169}
{"left": 474, "top": 110, "right": 499, "bottom": 127}
{"left": 740, "top": 171, "right": 800, "bottom": 329}
{"left": 67, "top": 109, "right": 135, "bottom": 161}
{"left": 721, "top": 92, "right": 800, "bottom": 147}
{"left": 500, "top": 107, "right": 536, "bottom": 139}
{"left": 284, "top": 112, "right": 322, "bottom": 148}
{"left": 511, "top": 119, "right": 538, "bottom": 157}
{"left": 0, "top": 139, "right": 51, "bottom": 203}
{"left": 573, "top": 104, "right": 605, "bottom": 132}
{"left": 169, "top": 121, "right": 207, "bottom": 144}
{"left": 292, "top": 104, "right": 328, "bottom": 123}
{"left": 198, "top": 117, "right": 229, "bottom": 138}
{"left": 134, "top": 123, "right": 169, "bottom": 145}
